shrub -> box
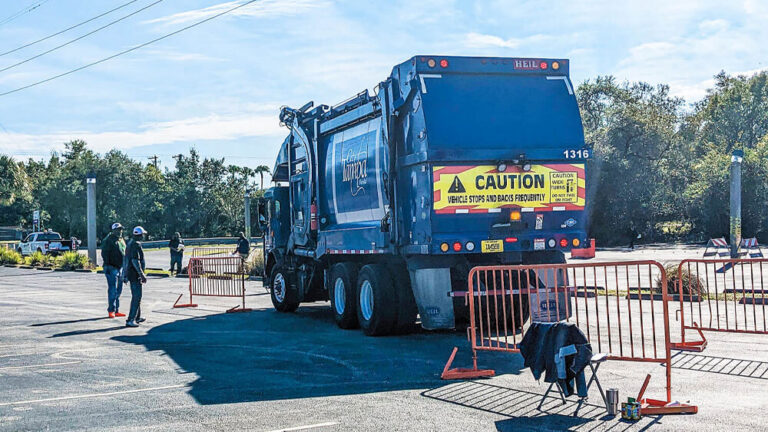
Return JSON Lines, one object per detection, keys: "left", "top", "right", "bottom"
{"left": 55, "top": 251, "right": 90, "bottom": 270}
{"left": 654, "top": 263, "right": 703, "bottom": 296}
{"left": 247, "top": 249, "right": 264, "bottom": 277}
{"left": 0, "top": 248, "right": 23, "bottom": 265}
{"left": 25, "top": 251, "right": 51, "bottom": 267}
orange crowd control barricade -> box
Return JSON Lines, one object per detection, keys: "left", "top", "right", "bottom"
{"left": 674, "top": 258, "right": 768, "bottom": 352}
{"left": 191, "top": 247, "right": 238, "bottom": 258}
{"left": 442, "top": 260, "right": 697, "bottom": 415}
{"left": 173, "top": 256, "right": 251, "bottom": 313}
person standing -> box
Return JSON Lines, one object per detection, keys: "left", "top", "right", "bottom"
{"left": 234, "top": 232, "right": 250, "bottom": 259}
{"left": 100, "top": 223, "right": 126, "bottom": 318}
{"left": 125, "top": 226, "right": 148, "bottom": 328}
{"left": 168, "top": 232, "right": 184, "bottom": 274}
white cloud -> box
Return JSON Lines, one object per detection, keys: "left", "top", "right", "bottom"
{"left": 0, "top": 111, "right": 286, "bottom": 156}
{"left": 144, "top": 0, "right": 325, "bottom": 27}
{"left": 464, "top": 32, "right": 551, "bottom": 50}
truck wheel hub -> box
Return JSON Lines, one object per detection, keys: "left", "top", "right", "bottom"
{"left": 273, "top": 273, "right": 286, "bottom": 303}
{"left": 360, "top": 280, "right": 374, "bottom": 321}
{"left": 334, "top": 278, "right": 346, "bottom": 314}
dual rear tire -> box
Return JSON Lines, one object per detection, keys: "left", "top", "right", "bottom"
{"left": 329, "top": 263, "right": 417, "bottom": 336}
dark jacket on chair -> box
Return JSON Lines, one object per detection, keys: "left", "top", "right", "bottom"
{"left": 519, "top": 322, "right": 592, "bottom": 397}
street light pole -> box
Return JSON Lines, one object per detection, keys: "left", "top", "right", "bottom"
{"left": 730, "top": 149, "right": 743, "bottom": 258}
{"left": 86, "top": 175, "right": 97, "bottom": 265}
{"left": 244, "top": 189, "right": 251, "bottom": 239}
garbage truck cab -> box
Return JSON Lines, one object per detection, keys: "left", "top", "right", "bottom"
{"left": 262, "top": 55, "right": 590, "bottom": 336}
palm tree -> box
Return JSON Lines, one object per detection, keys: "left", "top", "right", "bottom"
{"left": 255, "top": 165, "right": 271, "bottom": 190}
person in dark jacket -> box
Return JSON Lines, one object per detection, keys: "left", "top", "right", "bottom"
{"left": 100, "top": 223, "right": 126, "bottom": 318}
{"left": 168, "top": 232, "right": 184, "bottom": 274}
{"left": 125, "top": 226, "right": 148, "bottom": 328}
{"left": 234, "top": 232, "right": 250, "bottom": 260}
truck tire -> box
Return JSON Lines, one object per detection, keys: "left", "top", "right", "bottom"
{"left": 329, "top": 263, "right": 359, "bottom": 329}
{"left": 390, "top": 264, "right": 417, "bottom": 334}
{"left": 270, "top": 265, "right": 299, "bottom": 312}
{"left": 356, "top": 264, "right": 397, "bottom": 336}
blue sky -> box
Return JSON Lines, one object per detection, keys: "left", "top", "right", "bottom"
{"left": 1, "top": 0, "right": 767, "bottom": 174}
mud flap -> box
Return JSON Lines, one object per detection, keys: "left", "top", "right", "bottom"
{"left": 410, "top": 268, "right": 455, "bottom": 330}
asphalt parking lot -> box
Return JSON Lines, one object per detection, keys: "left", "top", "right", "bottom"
{"left": 1, "top": 246, "right": 768, "bottom": 431}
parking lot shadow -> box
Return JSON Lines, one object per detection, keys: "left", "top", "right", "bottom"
{"left": 112, "top": 305, "right": 524, "bottom": 405}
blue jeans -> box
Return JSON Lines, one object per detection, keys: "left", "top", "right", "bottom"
{"left": 170, "top": 252, "right": 183, "bottom": 273}
{"left": 104, "top": 265, "right": 123, "bottom": 313}
{"left": 127, "top": 280, "right": 142, "bottom": 323}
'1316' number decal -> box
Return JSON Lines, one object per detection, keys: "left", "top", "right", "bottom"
{"left": 563, "top": 149, "right": 590, "bottom": 159}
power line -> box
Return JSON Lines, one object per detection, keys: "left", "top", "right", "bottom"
{"left": 0, "top": 0, "right": 259, "bottom": 97}
{"left": 0, "top": 0, "right": 140, "bottom": 57}
{"left": 0, "top": 0, "right": 164, "bottom": 74}
{"left": 0, "top": 0, "right": 53, "bottom": 27}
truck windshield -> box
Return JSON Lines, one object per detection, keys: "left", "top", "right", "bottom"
{"left": 37, "top": 233, "right": 62, "bottom": 241}
{"left": 419, "top": 73, "right": 583, "bottom": 153}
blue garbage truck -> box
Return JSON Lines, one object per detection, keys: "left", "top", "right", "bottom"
{"left": 262, "top": 55, "right": 590, "bottom": 336}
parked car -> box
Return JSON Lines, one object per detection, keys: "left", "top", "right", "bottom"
{"left": 16, "top": 231, "right": 80, "bottom": 256}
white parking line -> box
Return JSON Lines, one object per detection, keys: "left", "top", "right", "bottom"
{"left": 265, "top": 422, "right": 339, "bottom": 432}
{"left": 0, "top": 384, "right": 187, "bottom": 406}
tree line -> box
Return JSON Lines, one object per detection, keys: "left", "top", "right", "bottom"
{"left": 2, "top": 70, "right": 768, "bottom": 244}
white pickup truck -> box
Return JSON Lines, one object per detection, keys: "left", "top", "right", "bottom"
{"left": 16, "top": 231, "right": 79, "bottom": 256}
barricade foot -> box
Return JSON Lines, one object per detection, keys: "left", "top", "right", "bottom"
{"left": 172, "top": 293, "right": 198, "bottom": 309}
{"left": 671, "top": 323, "right": 708, "bottom": 352}
{"left": 636, "top": 374, "right": 698, "bottom": 415}
{"left": 441, "top": 347, "right": 495, "bottom": 380}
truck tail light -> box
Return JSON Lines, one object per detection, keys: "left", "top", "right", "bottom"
{"left": 505, "top": 237, "right": 518, "bottom": 243}
{"left": 559, "top": 238, "right": 568, "bottom": 248}
{"left": 427, "top": 58, "right": 436, "bottom": 68}
{"left": 510, "top": 211, "right": 521, "bottom": 222}
{"left": 540, "top": 61, "right": 548, "bottom": 69}
{"left": 440, "top": 242, "right": 449, "bottom": 252}
{"left": 552, "top": 61, "right": 560, "bottom": 70}
{"left": 572, "top": 238, "right": 580, "bottom": 247}
{"left": 439, "top": 59, "right": 449, "bottom": 68}
{"left": 453, "top": 242, "right": 462, "bottom": 252}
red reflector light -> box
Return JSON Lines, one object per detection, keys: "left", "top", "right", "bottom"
{"left": 439, "top": 59, "right": 449, "bottom": 68}
{"left": 453, "top": 242, "right": 462, "bottom": 252}
{"left": 505, "top": 237, "right": 518, "bottom": 243}
{"left": 559, "top": 238, "right": 568, "bottom": 248}
{"left": 540, "top": 61, "right": 548, "bottom": 69}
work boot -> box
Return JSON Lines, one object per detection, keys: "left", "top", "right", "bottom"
{"left": 108, "top": 312, "right": 115, "bottom": 318}
{"left": 125, "top": 320, "right": 139, "bottom": 327}
{"left": 114, "top": 312, "right": 126, "bottom": 317}
{"left": 136, "top": 317, "right": 146, "bottom": 323}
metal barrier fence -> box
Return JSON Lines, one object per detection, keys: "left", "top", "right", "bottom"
{"left": 675, "top": 258, "right": 768, "bottom": 351}
{"left": 191, "top": 247, "right": 238, "bottom": 257}
{"left": 442, "top": 260, "right": 697, "bottom": 415}
{"left": 173, "top": 256, "right": 251, "bottom": 313}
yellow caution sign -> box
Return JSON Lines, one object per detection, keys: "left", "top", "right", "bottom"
{"left": 432, "top": 164, "right": 585, "bottom": 214}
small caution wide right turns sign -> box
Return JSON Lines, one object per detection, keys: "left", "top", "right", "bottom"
{"left": 432, "top": 164, "right": 585, "bottom": 214}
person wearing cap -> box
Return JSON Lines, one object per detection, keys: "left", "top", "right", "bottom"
{"left": 100, "top": 223, "right": 126, "bottom": 318}
{"left": 125, "top": 226, "right": 148, "bottom": 327}
{"left": 168, "top": 232, "right": 184, "bottom": 275}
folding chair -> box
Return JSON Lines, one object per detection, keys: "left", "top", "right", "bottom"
{"left": 537, "top": 352, "right": 609, "bottom": 416}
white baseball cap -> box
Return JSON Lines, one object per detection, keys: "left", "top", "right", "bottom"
{"left": 111, "top": 223, "right": 123, "bottom": 230}
{"left": 132, "top": 226, "right": 148, "bottom": 235}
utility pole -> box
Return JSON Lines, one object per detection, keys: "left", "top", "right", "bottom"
{"left": 86, "top": 175, "right": 97, "bottom": 265}
{"left": 730, "top": 149, "right": 743, "bottom": 258}
{"left": 148, "top": 155, "right": 159, "bottom": 169}
{"left": 244, "top": 188, "right": 251, "bottom": 239}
